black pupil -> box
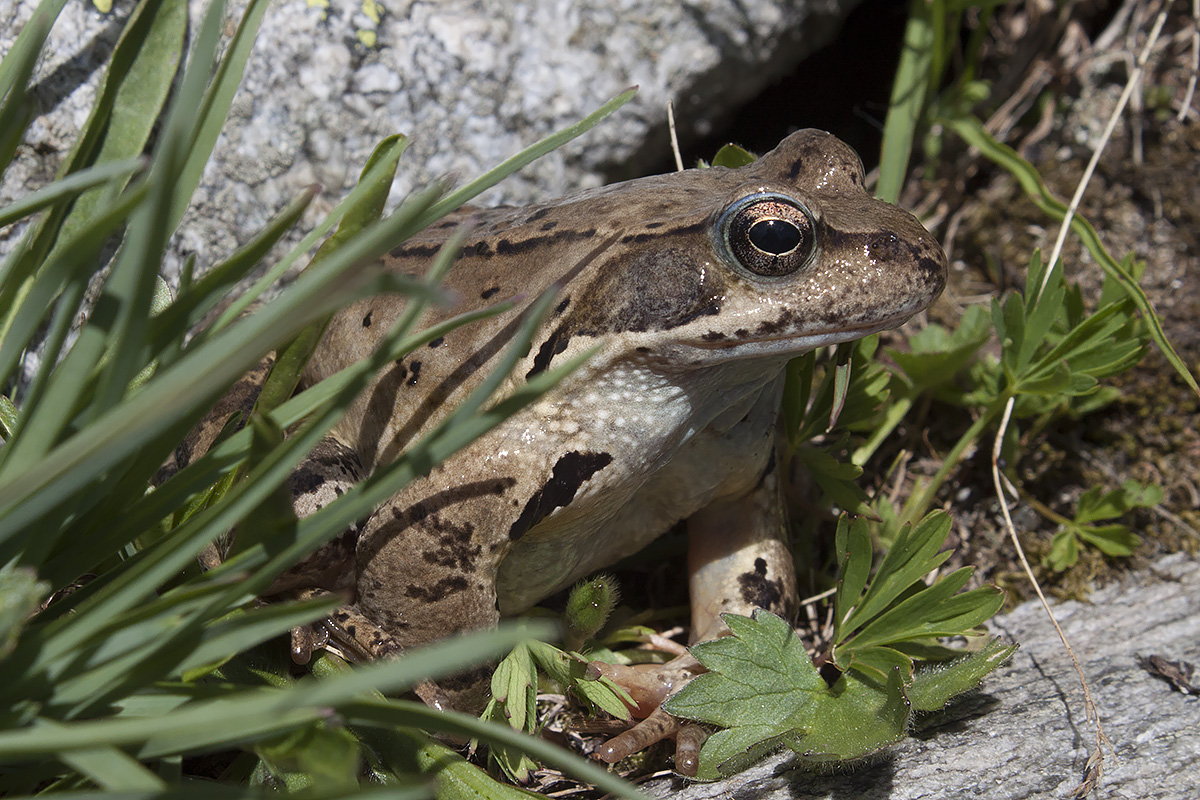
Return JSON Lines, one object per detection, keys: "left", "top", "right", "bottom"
{"left": 748, "top": 218, "right": 802, "bottom": 255}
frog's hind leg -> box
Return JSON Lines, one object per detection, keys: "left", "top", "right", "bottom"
{"left": 592, "top": 457, "right": 798, "bottom": 774}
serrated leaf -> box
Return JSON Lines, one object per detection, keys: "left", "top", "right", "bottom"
{"left": 833, "top": 516, "right": 872, "bottom": 637}
{"left": 908, "top": 638, "right": 1017, "bottom": 712}
{"left": 694, "top": 724, "right": 798, "bottom": 782}
{"left": 843, "top": 574, "right": 1004, "bottom": 652}
{"left": 844, "top": 645, "right": 912, "bottom": 685}
{"left": 948, "top": 117, "right": 1198, "bottom": 398}
{"left": 664, "top": 611, "right": 823, "bottom": 730}
{"left": 841, "top": 511, "right": 953, "bottom": 635}
{"left": 1017, "top": 359, "right": 1073, "bottom": 396}
{"left": 1120, "top": 479, "right": 1163, "bottom": 507}
{"left": 664, "top": 611, "right": 913, "bottom": 781}
{"left": 891, "top": 304, "right": 992, "bottom": 393}
{"left": 788, "top": 665, "right": 911, "bottom": 765}
{"left": 1018, "top": 256, "right": 1067, "bottom": 371}
{"left": 490, "top": 643, "right": 538, "bottom": 733}
{"left": 794, "top": 446, "right": 869, "bottom": 513}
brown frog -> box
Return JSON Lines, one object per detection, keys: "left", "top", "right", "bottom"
{"left": 202, "top": 129, "right": 946, "bottom": 766}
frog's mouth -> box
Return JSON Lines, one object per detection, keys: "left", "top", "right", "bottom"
{"left": 688, "top": 306, "right": 924, "bottom": 361}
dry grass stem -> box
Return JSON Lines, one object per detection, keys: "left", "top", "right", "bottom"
{"left": 986, "top": 8, "right": 1176, "bottom": 795}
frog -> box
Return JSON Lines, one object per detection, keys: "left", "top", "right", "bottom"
{"left": 190, "top": 128, "right": 946, "bottom": 768}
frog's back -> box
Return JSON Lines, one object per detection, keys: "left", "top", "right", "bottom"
{"left": 306, "top": 166, "right": 755, "bottom": 467}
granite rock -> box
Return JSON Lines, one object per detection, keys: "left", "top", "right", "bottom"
{"left": 1, "top": 0, "right": 857, "bottom": 275}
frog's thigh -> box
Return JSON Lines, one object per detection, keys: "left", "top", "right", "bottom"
{"left": 686, "top": 462, "right": 798, "bottom": 643}
{"left": 354, "top": 482, "right": 509, "bottom": 650}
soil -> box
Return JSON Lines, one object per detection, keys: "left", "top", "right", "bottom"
{"left": 895, "top": 0, "right": 1200, "bottom": 601}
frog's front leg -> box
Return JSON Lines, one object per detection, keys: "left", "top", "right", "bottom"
{"left": 685, "top": 458, "right": 798, "bottom": 640}
{"left": 593, "top": 459, "right": 798, "bottom": 770}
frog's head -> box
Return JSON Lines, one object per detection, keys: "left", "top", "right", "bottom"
{"left": 531, "top": 129, "right": 946, "bottom": 373}
{"left": 686, "top": 128, "right": 947, "bottom": 361}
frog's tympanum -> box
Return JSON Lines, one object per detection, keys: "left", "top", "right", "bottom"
{"left": 194, "top": 130, "right": 946, "bottom": 768}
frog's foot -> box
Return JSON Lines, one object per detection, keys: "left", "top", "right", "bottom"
{"left": 294, "top": 599, "right": 491, "bottom": 712}
{"left": 585, "top": 656, "right": 709, "bottom": 776}
{"left": 289, "top": 620, "right": 330, "bottom": 665}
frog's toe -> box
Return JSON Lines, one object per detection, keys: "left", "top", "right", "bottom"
{"left": 585, "top": 657, "right": 708, "bottom": 775}
{"left": 289, "top": 622, "right": 330, "bottom": 665}
{"left": 591, "top": 706, "right": 708, "bottom": 777}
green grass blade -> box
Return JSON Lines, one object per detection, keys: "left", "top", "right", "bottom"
{"left": 0, "top": 623, "right": 551, "bottom": 759}
{"left": 0, "top": 157, "right": 144, "bottom": 228}
{"left": 876, "top": 0, "right": 933, "bottom": 203}
{"left": 0, "top": 185, "right": 445, "bottom": 557}
{"left": 152, "top": 184, "right": 320, "bottom": 353}
{"left": 0, "top": 0, "right": 65, "bottom": 100}
{"left": 38, "top": 301, "right": 495, "bottom": 589}
{"left": 210, "top": 149, "right": 410, "bottom": 333}
{"left": 37, "top": 719, "right": 167, "bottom": 791}
{"left": 0, "top": 0, "right": 183, "bottom": 389}
{"left": 84, "top": 0, "right": 222, "bottom": 417}
{"left": 39, "top": 0, "right": 186, "bottom": 266}
{"left": 343, "top": 699, "right": 645, "bottom": 800}
{"left": 175, "top": 596, "right": 342, "bottom": 677}
{"left": 250, "top": 135, "right": 412, "bottom": 415}
{"left": 0, "top": 0, "right": 67, "bottom": 176}
{"left": 5, "top": 789, "right": 430, "bottom": 800}
{"left": 946, "top": 116, "right": 1199, "bottom": 399}
{"left": 0, "top": 0, "right": 192, "bottom": 469}
{"left": 0, "top": 182, "right": 149, "bottom": 405}
{"left": 213, "top": 88, "right": 633, "bottom": 336}
{"left": 165, "top": 0, "right": 271, "bottom": 233}
{"left": 205, "top": 291, "right": 585, "bottom": 605}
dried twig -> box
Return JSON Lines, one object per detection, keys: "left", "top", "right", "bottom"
{"left": 666, "top": 101, "right": 684, "bottom": 173}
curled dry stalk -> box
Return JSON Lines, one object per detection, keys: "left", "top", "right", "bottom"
{"left": 989, "top": 7, "right": 1170, "bottom": 797}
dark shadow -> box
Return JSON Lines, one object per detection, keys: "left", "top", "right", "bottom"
{"left": 911, "top": 690, "right": 1003, "bottom": 739}
{"left": 28, "top": 9, "right": 132, "bottom": 121}
{"left": 787, "top": 752, "right": 898, "bottom": 800}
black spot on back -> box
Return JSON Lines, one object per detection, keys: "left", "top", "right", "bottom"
{"left": 404, "top": 576, "right": 469, "bottom": 601}
{"left": 508, "top": 451, "right": 613, "bottom": 539}
{"left": 526, "top": 326, "right": 570, "bottom": 378}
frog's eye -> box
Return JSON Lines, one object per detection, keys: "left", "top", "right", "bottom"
{"left": 718, "top": 192, "right": 818, "bottom": 278}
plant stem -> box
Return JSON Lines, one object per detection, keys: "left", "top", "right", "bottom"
{"left": 897, "top": 402, "right": 1004, "bottom": 528}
